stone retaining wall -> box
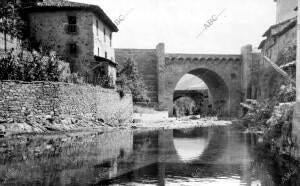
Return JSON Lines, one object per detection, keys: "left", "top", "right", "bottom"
{"left": 0, "top": 81, "right": 133, "bottom": 126}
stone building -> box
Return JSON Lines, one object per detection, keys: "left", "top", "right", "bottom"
{"left": 245, "top": 0, "right": 297, "bottom": 101}
{"left": 1, "top": 0, "right": 119, "bottom": 86}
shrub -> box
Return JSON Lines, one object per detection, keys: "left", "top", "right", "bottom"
{"left": 277, "top": 44, "right": 296, "bottom": 66}
{"left": 63, "top": 72, "right": 85, "bottom": 84}
{"left": 276, "top": 83, "right": 296, "bottom": 103}
{"left": 241, "top": 99, "right": 275, "bottom": 130}
{"left": 95, "top": 74, "right": 114, "bottom": 89}
{"left": 173, "top": 97, "right": 197, "bottom": 117}
{"left": 0, "top": 49, "right": 65, "bottom": 82}
{"left": 117, "top": 58, "right": 150, "bottom": 103}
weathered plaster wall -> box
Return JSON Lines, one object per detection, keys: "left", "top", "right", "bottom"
{"left": 0, "top": 81, "right": 133, "bottom": 125}
{"left": 293, "top": 0, "right": 300, "bottom": 155}
{"left": 254, "top": 24, "right": 296, "bottom": 100}
{"left": 263, "top": 25, "right": 296, "bottom": 63}
{"left": 115, "top": 48, "right": 158, "bottom": 103}
{"left": 275, "top": 0, "right": 297, "bottom": 23}
{"left": 0, "top": 33, "right": 19, "bottom": 51}
{"left": 92, "top": 15, "right": 115, "bottom": 61}
{"left": 28, "top": 10, "right": 94, "bottom": 74}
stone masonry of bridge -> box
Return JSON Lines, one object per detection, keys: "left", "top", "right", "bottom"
{"left": 116, "top": 43, "right": 256, "bottom": 117}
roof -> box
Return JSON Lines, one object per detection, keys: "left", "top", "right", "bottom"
{"left": 259, "top": 17, "right": 296, "bottom": 49}
{"left": 263, "top": 16, "right": 296, "bottom": 37}
{"left": 23, "top": 0, "right": 118, "bottom": 32}
{"left": 94, "top": 55, "right": 117, "bottom": 66}
{"left": 258, "top": 39, "right": 266, "bottom": 49}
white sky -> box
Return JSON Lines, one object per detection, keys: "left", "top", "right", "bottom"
{"left": 72, "top": 0, "right": 276, "bottom": 54}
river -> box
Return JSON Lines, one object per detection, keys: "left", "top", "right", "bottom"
{"left": 0, "top": 126, "right": 299, "bottom": 186}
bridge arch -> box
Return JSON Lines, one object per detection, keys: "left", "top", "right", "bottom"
{"left": 173, "top": 68, "right": 229, "bottom": 116}
{"left": 159, "top": 54, "right": 242, "bottom": 117}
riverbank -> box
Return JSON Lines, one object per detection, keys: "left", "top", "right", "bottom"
{"left": 127, "top": 111, "right": 231, "bottom": 130}
{"left": 0, "top": 108, "right": 232, "bottom": 137}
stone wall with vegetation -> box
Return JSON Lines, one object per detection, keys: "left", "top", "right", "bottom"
{"left": 115, "top": 48, "right": 158, "bottom": 103}
{"left": 0, "top": 81, "right": 133, "bottom": 132}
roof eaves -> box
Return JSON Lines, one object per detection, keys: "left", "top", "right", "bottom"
{"left": 94, "top": 55, "right": 118, "bottom": 66}
{"left": 262, "top": 16, "right": 296, "bottom": 37}
{"left": 258, "top": 39, "right": 266, "bottom": 49}
{"left": 23, "top": 1, "right": 118, "bottom": 32}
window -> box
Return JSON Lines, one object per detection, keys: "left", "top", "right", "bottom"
{"left": 69, "top": 43, "right": 77, "bottom": 55}
{"left": 109, "top": 33, "right": 112, "bottom": 47}
{"left": 67, "top": 16, "right": 77, "bottom": 33}
{"left": 68, "top": 16, "right": 77, "bottom": 25}
{"left": 104, "top": 28, "right": 106, "bottom": 42}
{"left": 105, "top": 51, "right": 107, "bottom": 58}
{"left": 96, "top": 20, "right": 99, "bottom": 36}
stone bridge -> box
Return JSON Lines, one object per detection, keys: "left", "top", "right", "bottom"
{"left": 173, "top": 90, "right": 208, "bottom": 102}
{"left": 173, "top": 89, "right": 210, "bottom": 115}
{"left": 116, "top": 43, "right": 254, "bottom": 117}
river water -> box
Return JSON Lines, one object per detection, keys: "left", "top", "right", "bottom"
{"left": 0, "top": 126, "right": 299, "bottom": 186}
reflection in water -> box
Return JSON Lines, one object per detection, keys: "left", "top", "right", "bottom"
{"left": 173, "top": 128, "right": 210, "bottom": 162}
{"left": 173, "top": 137, "right": 209, "bottom": 162}
{"left": 0, "top": 126, "right": 299, "bottom": 185}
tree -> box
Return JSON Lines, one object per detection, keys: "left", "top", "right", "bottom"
{"left": 117, "top": 58, "right": 150, "bottom": 103}
{"left": 0, "top": 2, "right": 25, "bottom": 51}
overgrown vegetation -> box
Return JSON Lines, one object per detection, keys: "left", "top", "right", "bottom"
{"left": 117, "top": 58, "right": 150, "bottom": 103}
{"left": 94, "top": 74, "right": 114, "bottom": 89}
{"left": 0, "top": 49, "right": 65, "bottom": 82}
{"left": 241, "top": 44, "right": 296, "bottom": 154}
{"left": 242, "top": 44, "right": 296, "bottom": 125}
{"left": 277, "top": 45, "right": 296, "bottom": 66}
{"left": 173, "top": 97, "right": 197, "bottom": 117}
{"left": 0, "top": 2, "right": 25, "bottom": 51}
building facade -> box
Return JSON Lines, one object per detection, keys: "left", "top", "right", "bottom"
{"left": 24, "top": 0, "right": 119, "bottom": 85}
{"left": 243, "top": 0, "right": 297, "bottom": 101}
{"left": 1, "top": 0, "right": 119, "bottom": 86}
{"left": 274, "top": 0, "right": 297, "bottom": 23}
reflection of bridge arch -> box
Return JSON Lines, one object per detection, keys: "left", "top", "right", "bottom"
{"left": 96, "top": 127, "right": 256, "bottom": 185}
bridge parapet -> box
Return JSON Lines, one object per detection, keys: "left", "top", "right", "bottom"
{"left": 165, "top": 54, "right": 242, "bottom": 65}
